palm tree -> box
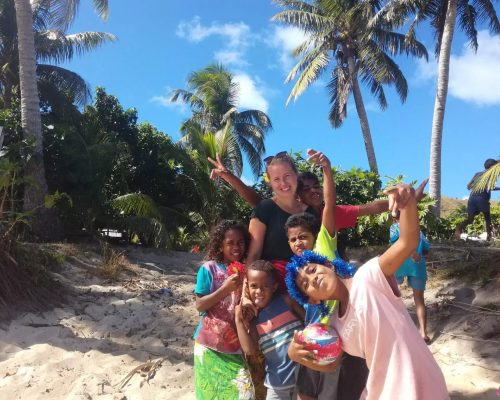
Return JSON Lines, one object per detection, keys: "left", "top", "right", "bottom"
{"left": 13, "top": 0, "right": 109, "bottom": 239}
{"left": 170, "top": 64, "right": 272, "bottom": 178}
{"left": 272, "top": 0, "right": 428, "bottom": 174}
{"left": 1, "top": 0, "right": 115, "bottom": 109}
{"left": 376, "top": 0, "right": 500, "bottom": 215}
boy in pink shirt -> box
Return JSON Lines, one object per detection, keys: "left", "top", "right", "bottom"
{"left": 285, "top": 184, "right": 449, "bottom": 400}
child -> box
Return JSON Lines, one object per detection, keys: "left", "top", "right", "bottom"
{"left": 390, "top": 212, "right": 431, "bottom": 342}
{"left": 285, "top": 149, "right": 366, "bottom": 400}
{"left": 194, "top": 220, "right": 254, "bottom": 400}
{"left": 235, "top": 260, "right": 305, "bottom": 400}
{"left": 285, "top": 185, "right": 449, "bottom": 400}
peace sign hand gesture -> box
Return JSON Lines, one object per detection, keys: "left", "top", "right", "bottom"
{"left": 208, "top": 153, "right": 229, "bottom": 181}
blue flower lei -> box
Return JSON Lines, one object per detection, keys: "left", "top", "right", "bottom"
{"left": 285, "top": 250, "right": 356, "bottom": 317}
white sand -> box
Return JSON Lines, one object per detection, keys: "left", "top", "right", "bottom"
{"left": 0, "top": 245, "right": 498, "bottom": 399}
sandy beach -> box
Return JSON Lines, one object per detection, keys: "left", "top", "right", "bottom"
{"left": 0, "top": 244, "right": 498, "bottom": 399}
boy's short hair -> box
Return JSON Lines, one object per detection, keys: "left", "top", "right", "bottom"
{"left": 247, "top": 260, "right": 276, "bottom": 282}
{"left": 285, "top": 213, "right": 321, "bottom": 237}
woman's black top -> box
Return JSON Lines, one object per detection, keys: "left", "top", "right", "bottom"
{"left": 251, "top": 199, "right": 317, "bottom": 261}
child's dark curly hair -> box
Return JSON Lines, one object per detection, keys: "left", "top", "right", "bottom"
{"left": 285, "top": 212, "right": 321, "bottom": 238}
{"left": 297, "top": 171, "right": 320, "bottom": 194}
{"left": 204, "top": 220, "right": 249, "bottom": 263}
{"left": 247, "top": 260, "right": 276, "bottom": 282}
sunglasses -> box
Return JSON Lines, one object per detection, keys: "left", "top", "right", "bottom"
{"left": 263, "top": 151, "right": 289, "bottom": 165}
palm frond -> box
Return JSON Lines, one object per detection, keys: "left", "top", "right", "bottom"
{"left": 117, "top": 215, "right": 167, "bottom": 248}
{"left": 286, "top": 47, "right": 330, "bottom": 104}
{"left": 37, "top": 64, "right": 91, "bottom": 105}
{"left": 35, "top": 30, "right": 116, "bottom": 64}
{"left": 327, "top": 66, "right": 351, "bottom": 127}
{"left": 458, "top": 0, "right": 479, "bottom": 50}
{"left": 472, "top": 0, "right": 500, "bottom": 33}
{"left": 471, "top": 162, "right": 500, "bottom": 193}
{"left": 47, "top": 0, "right": 109, "bottom": 31}
{"left": 430, "top": 0, "right": 449, "bottom": 57}
{"left": 112, "top": 193, "right": 162, "bottom": 220}
{"left": 216, "top": 123, "right": 243, "bottom": 177}
{"left": 235, "top": 135, "right": 264, "bottom": 178}
{"left": 231, "top": 122, "right": 266, "bottom": 154}
{"left": 371, "top": 28, "right": 428, "bottom": 60}
{"left": 233, "top": 110, "right": 272, "bottom": 131}
{"left": 358, "top": 41, "right": 408, "bottom": 102}
{"left": 272, "top": 10, "right": 331, "bottom": 32}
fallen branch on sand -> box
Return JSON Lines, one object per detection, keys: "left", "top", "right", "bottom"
{"left": 115, "top": 358, "right": 165, "bottom": 389}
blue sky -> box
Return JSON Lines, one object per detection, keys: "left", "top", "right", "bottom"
{"left": 64, "top": 0, "right": 500, "bottom": 200}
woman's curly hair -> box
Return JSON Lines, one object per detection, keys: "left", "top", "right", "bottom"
{"left": 204, "top": 220, "right": 250, "bottom": 263}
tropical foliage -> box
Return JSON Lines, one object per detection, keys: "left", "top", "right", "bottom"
{"left": 0, "top": 0, "right": 115, "bottom": 109}
{"left": 171, "top": 64, "right": 272, "bottom": 178}
{"left": 374, "top": 0, "right": 500, "bottom": 214}
{"left": 272, "top": 0, "right": 428, "bottom": 174}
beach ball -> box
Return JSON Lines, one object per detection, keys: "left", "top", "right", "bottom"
{"left": 296, "top": 323, "right": 342, "bottom": 365}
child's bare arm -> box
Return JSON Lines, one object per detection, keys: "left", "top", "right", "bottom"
{"left": 208, "top": 154, "right": 262, "bottom": 207}
{"left": 307, "top": 149, "right": 336, "bottom": 237}
{"left": 247, "top": 218, "right": 266, "bottom": 264}
{"left": 379, "top": 185, "right": 420, "bottom": 277}
{"left": 235, "top": 304, "right": 259, "bottom": 355}
{"left": 195, "top": 274, "right": 240, "bottom": 312}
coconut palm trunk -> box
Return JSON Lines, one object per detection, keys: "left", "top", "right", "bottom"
{"left": 347, "top": 55, "right": 379, "bottom": 174}
{"left": 429, "top": 0, "right": 457, "bottom": 216}
{"left": 14, "top": 0, "right": 60, "bottom": 239}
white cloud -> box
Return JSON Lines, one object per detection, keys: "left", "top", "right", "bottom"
{"left": 414, "top": 58, "right": 438, "bottom": 83}
{"left": 268, "top": 26, "right": 308, "bottom": 73}
{"left": 176, "top": 16, "right": 251, "bottom": 66}
{"left": 414, "top": 31, "right": 500, "bottom": 105}
{"left": 233, "top": 73, "right": 269, "bottom": 112}
{"left": 214, "top": 50, "right": 248, "bottom": 67}
{"left": 150, "top": 87, "right": 188, "bottom": 114}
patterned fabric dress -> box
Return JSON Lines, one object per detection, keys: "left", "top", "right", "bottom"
{"left": 194, "top": 261, "right": 254, "bottom": 400}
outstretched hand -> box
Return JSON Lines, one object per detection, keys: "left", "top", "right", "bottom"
{"left": 208, "top": 153, "right": 228, "bottom": 181}
{"left": 384, "top": 184, "right": 415, "bottom": 217}
{"left": 415, "top": 178, "right": 429, "bottom": 202}
{"left": 307, "top": 149, "right": 331, "bottom": 169}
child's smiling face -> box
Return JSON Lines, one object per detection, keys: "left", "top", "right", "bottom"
{"left": 247, "top": 269, "right": 278, "bottom": 309}
{"left": 287, "top": 226, "right": 316, "bottom": 256}
{"left": 220, "top": 229, "right": 245, "bottom": 264}
{"left": 295, "top": 262, "right": 339, "bottom": 303}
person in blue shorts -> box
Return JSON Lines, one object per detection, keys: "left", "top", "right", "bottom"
{"left": 455, "top": 158, "right": 500, "bottom": 241}
{"left": 390, "top": 212, "right": 431, "bottom": 342}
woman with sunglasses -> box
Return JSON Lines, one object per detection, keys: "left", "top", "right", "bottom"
{"left": 244, "top": 151, "right": 317, "bottom": 279}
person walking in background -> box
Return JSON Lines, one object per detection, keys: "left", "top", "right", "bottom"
{"left": 455, "top": 159, "right": 500, "bottom": 241}
{"left": 390, "top": 212, "right": 431, "bottom": 342}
